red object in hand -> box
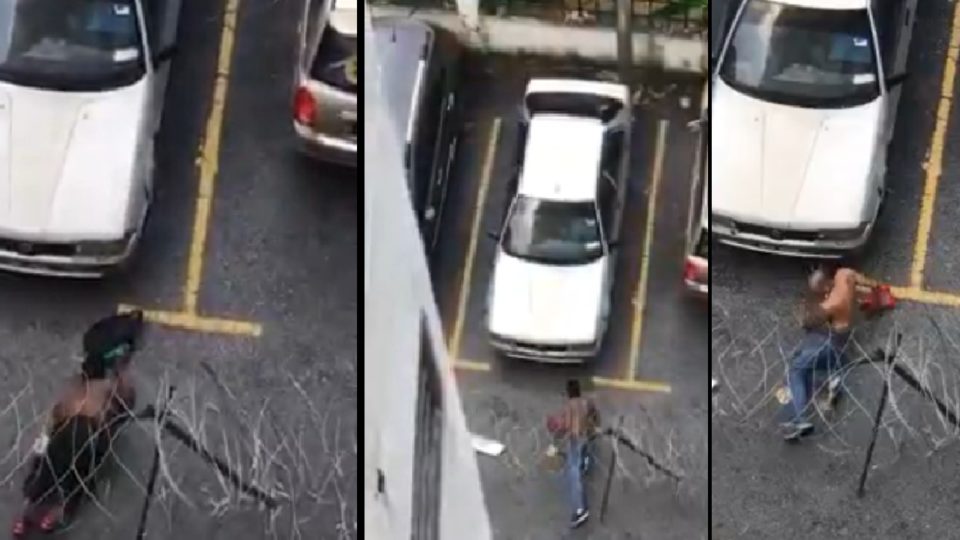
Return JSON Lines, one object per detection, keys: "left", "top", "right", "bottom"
{"left": 860, "top": 284, "right": 896, "bottom": 313}
{"left": 547, "top": 414, "right": 567, "bottom": 436}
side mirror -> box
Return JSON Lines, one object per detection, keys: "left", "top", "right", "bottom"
{"left": 886, "top": 72, "right": 908, "bottom": 88}
{"left": 153, "top": 45, "right": 177, "bottom": 65}
{"left": 486, "top": 230, "right": 499, "bottom": 240}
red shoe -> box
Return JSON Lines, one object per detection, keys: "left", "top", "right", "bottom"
{"left": 11, "top": 516, "right": 27, "bottom": 537}
{"left": 37, "top": 505, "right": 64, "bottom": 533}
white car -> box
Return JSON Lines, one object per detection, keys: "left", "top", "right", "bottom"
{"left": 486, "top": 78, "right": 631, "bottom": 362}
{"left": 0, "top": 0, "right": 180, "bottom": 277}
{"left": 711, "top": 0, "right": 915, "bottom": 258}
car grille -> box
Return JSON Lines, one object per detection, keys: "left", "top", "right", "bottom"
{"left": 0, "top": 238, "right": 75, "bottom": 257}
{"left": 495, "top": 336, "right": 592, "bottom": 355}
{"left": 734, "top": 222, "right": 820, "bottom": 242}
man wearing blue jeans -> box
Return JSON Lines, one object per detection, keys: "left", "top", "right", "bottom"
{"left": 549, "top": 380, "right": 600, "bottom": 528}
{"left": 784, "top": 329, "right": 848, "bottom": 440}
{"left": 783, "top": 267, "right": 863, "bottom": 441}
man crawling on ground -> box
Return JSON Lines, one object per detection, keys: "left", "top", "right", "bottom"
{"left": 782, "top": 265, "right": 869, "bottom": 441}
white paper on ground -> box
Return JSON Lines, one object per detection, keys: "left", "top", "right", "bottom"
{"left": 471, "top": 434, "right": 505, "bottom": 456}
{"left": 32, "top": 433, "right": 49, "bottom": 455}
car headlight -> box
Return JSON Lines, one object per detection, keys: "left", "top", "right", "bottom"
{"left": 711, "top": 214, "right": 734, "bottom": 231}
{"left": 818, "top": 223, "right": 870, "bottom": 241}
{"left": 75, "top": 237, "right": 130, "bottom": 257}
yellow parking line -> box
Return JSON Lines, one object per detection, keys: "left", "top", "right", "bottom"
{"left": 117, "top": 304, "right": 262, "bottom": 336}
{"left": 593, "top": 376, "right": 672, "bottom": 394}
{"left": 449, "top": 358, "right": 670, "bottom": 392}
{"left": 910, "top": 5, "right": 960, "bottom": 288}
{"left": 184, "top": 0, "right": 241, "bottom": 314}
{"left": 626, "top": 119, "right": 669, "bottom": 381}
{"left": 453, "top": 359, "right": 493, "bottom": 372}
{"left": 889, "top": 286, "right": 960, "bottom": 307}
{"left": 448, "top": 117, "right": 501, "bottom": 360}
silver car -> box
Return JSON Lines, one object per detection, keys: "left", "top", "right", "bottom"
{"left": 711, "top": 0, "right": 915, "bottom": 258}
{"left": 0, "top": 0, "right": 180, "bottom": 278}
{"left": 293, "top": 0, "right": 357, "bottom": 165}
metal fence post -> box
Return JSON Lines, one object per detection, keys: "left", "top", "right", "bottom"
{"left": 617, "top": 0, "right": 633, "bottom": 88}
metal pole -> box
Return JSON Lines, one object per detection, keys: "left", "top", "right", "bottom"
{"left": 890, "top": 363, "right": 960, "bottom": 428}
{"left": 616, "top": 0, "right": 633, "bottom": 88}
{"left": 134, "top": 405, "right": 278, "bottom": 508}
{"left": 599, "top": 416, "right": 623, "bottom": 523}
{"left": 857, "top": 378, "right": 888, "bottom": 498}
{"left": 135, "top": 385, "right": 176, "bottom": 540}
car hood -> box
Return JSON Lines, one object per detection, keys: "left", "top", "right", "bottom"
{"left": 711, "top": 78, "right": 882, "bottom": 229}
{"left": 0, "top": 79, "right": 147, "bottom": 240}
{"left": 488, "top": 252, "right": 605, "bottom": 344}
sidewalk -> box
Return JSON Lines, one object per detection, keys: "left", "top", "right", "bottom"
{"left": 369, "top": 4, "right": 707, "bottom": 73}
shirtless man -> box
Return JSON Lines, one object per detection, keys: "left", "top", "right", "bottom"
{"left": 52, "top": 311, "right": 140, "bottom": 434}
{"left": 546, "top": 380, "right": 601, "bottom": 528}
{"left": 15, "top": 312, "right": 140, "bottom": 535}
{"left": 783, "top": 266, "right": 866, "bottom": 441}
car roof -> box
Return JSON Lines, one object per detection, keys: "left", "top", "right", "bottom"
{"left": 771, "top": 0, "right": 868, "bottom": 10}
{"left": 372, "top": 18, "right": 433, "bottom": 151}
{"left": 519, "top": 115, "right": 605, "bottom": 202}
{"left": 526, "top": 78, "right": 630, "bottom": 103}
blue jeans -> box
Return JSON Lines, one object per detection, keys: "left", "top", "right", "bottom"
{"left": 787, "top": 330, "right": 848, "bottom": 424}
{"left": 564, "top": 438, "right": 588, "bottom": 514}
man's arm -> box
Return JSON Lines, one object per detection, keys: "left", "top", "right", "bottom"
{"left": 820, "top": 268, "right": 858, "bottom": 316}
{"left": 586, "top": 399, "right": 601, "bottom": 433}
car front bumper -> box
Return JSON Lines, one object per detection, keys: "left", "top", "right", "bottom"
{"left": 489, "top": 333, "right": 600, "bottom": 363}
{"left": 0, "top": 234, "right": 140, "bottom": 279}
{"left": 712, "top": 219, "right": 872, "bottom": 259}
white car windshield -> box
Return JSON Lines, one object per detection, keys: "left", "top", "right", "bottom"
{"left": 502, "top": 196, "right": 603, "bottom": 265}
{"left": 0, "top": 0, "right": 144, "bottom": 91}
{"left": 718, "top": 0, "right": 880, "bottom": 108}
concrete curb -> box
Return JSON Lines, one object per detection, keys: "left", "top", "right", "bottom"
{"left": 371, "top": 7, "right": 707, "bottom": 74}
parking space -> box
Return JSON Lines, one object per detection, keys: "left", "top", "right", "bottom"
{"left": 433, "top": 54, "right": 707, "bottom": 386}
{"left": 712, "top": 1, "right": 960, "bottom": 537}
{"left": 0, "top": 1, "right": 356, "bottom": 538}
{"left": 431, "top": 53, "right": 707, "bottom": 538}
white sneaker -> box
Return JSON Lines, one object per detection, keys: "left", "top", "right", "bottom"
{"left": 31, "top": 433, "right": 49, "bottom": 455}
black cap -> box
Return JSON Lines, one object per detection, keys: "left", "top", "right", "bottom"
{"left": 83, "top": 311, "right": 144, "bottom": 361}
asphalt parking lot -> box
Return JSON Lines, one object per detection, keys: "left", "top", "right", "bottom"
{"left": 430, "top": 53, "right": 708, "bottom": 538}
{"left": 712, "top": 1, "right": 960, "bottom": 538}
{"left": 0, "top": 1, "right": 357, "bottom": 539}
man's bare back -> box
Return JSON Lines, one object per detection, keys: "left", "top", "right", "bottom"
{"left": 50, "top": 372, "right": 135, "bottom": 428}
{"left": 803, "top": 267, "right": 863, "bottom": 332}
{"left": 821, "top": 268, "right": 859, "bottom": 332}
